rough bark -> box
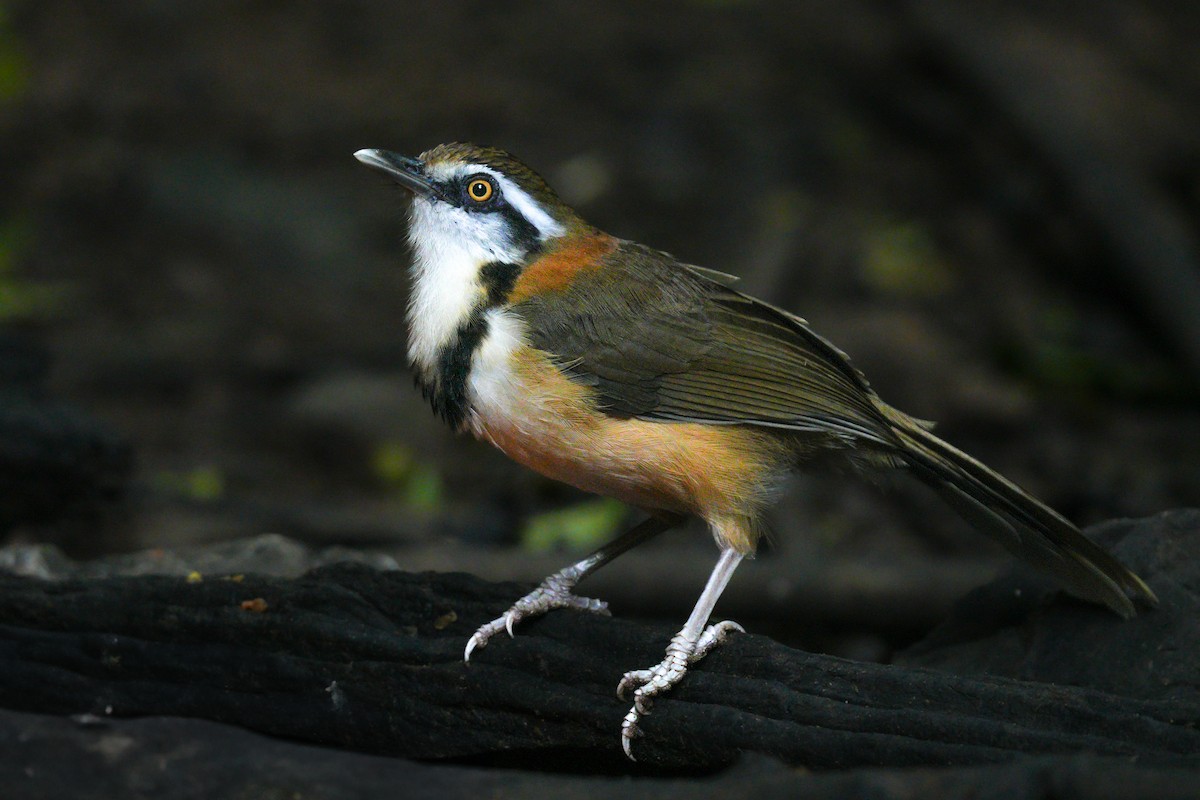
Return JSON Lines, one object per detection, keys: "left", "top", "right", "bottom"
{"left": 0, "top": 512, "right": 1196, "bottom": 773}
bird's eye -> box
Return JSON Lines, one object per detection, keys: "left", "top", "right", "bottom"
{"left": 466, "top": 176, "right": 495, "bottom": 204}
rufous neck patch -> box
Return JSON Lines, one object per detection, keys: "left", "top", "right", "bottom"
{"left": 507, "top": 232, "right": 618, "bottom": 304}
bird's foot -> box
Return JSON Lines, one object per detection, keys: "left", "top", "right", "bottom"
{"left": 463, "top": 567, "right": 609, "bottom": 662}
{"left": 617, "top": 620, "right": 744, "bottom": 760}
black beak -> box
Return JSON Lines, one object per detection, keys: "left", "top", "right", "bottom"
{"left": 354, "top": 149, "right": 442, "bottom": 199}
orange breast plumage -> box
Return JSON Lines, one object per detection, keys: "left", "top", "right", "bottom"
{"left": 465, "top": 310, "right": 785, "bottom": 552}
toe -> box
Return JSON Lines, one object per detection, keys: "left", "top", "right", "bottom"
{"left": 617, "top": 669, "right": 651, "bottom": 699}
{"left": 621, "top": 708, "right": 642, "bottom": 761}
{"left": 463, "top": 635, "right": 480, "bottom": 663}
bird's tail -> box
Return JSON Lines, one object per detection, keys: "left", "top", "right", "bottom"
{"left": 882, "top": 410, "right": 1157, "bottom": 618}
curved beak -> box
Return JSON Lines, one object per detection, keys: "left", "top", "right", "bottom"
{"left": 354, "top": 149, "right": 441, "bottom": 198}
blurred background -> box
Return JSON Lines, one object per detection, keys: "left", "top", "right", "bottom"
{"left": 1, "top": 0, "right": 1198, "bottom": 658}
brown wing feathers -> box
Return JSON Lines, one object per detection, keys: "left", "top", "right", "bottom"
{"left": 514, "top": 238, "right": 1156, "bottom": 615}
{"left": 519, "top": 240, "right": 893, "bottom": 438}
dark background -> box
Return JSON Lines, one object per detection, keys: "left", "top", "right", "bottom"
{"left": 2, "top": 0, "right": 1198, "bottom": 656}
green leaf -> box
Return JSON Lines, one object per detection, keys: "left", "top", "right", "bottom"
{"left": 372, "top": 441, "right": 443, "bottom": 512}
{"left": 153, "top": 466, "right": 226, "bottom": 502}
{"left": 520, "top": 499, "right": 627, "bottom": 553}
{"left": 0, "top": 5, "right": 29, "bottom": 103}
{"left": 861, "top": 221, "right": 955, "bottom": 298}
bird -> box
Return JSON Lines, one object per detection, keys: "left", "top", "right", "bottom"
{"left": 354, "top": 142, "right": 1158, "bottom": 760}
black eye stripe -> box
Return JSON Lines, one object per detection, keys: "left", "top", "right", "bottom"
{"left": 450, "top": 171, "right": 539, "bottom": 250}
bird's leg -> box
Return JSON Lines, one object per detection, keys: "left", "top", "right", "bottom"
{"left": 464, "top": 513, "right": 682, "bottom": 662}
{"left": 618, "top": 545, "right": 744, "bottom": 760}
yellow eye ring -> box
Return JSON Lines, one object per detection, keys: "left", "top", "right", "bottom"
{"left": 466, "top": 177, "right": 495, "bottom": 203}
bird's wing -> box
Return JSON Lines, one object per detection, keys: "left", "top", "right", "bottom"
{"left": 513, "top": 241, "right": 893, "bottom": 444}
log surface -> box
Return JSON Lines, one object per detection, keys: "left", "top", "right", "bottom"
{"left": 0, "top": 511, "right": 1197, "bottom": 773}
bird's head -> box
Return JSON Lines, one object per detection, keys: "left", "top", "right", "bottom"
{"left": 354, "top": 143, "right": 599, "bottom": 419}
{"left": 355, "top": 142, "right": 584, "bottom": 269}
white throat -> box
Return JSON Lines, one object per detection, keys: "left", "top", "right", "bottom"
{"left": 404, "top": 196, "right": 510, "bottom": 376}
{"left": 402, "top": 170, "right": 565, "bottom": 379}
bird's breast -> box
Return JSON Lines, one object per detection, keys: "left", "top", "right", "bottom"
{"left": 465, "top": 310, "right": 786, "bottom": 543}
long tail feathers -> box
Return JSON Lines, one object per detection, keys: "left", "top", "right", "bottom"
{"left": 887, "top": 417, "right": 1157, "bottom": 618}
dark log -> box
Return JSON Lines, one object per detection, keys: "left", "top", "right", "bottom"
{"left": 900, "top": 512, "right": 1200, "bottom": 705}
{"left": 0, "top": 511, "right": 1197, "bottom": 772}
{"left": 0, "top": 531, "right": 1007, "bottom": 640}
{"left": 1, "top": 708, "right": 1197, "bottom": 800}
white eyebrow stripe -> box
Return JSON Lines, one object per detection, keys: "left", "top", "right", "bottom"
{"left": 434, "top": 163, "right": 566, "bottom": 241}
{"left": 490, "top": 172, "right": 565, "bottom": 240}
